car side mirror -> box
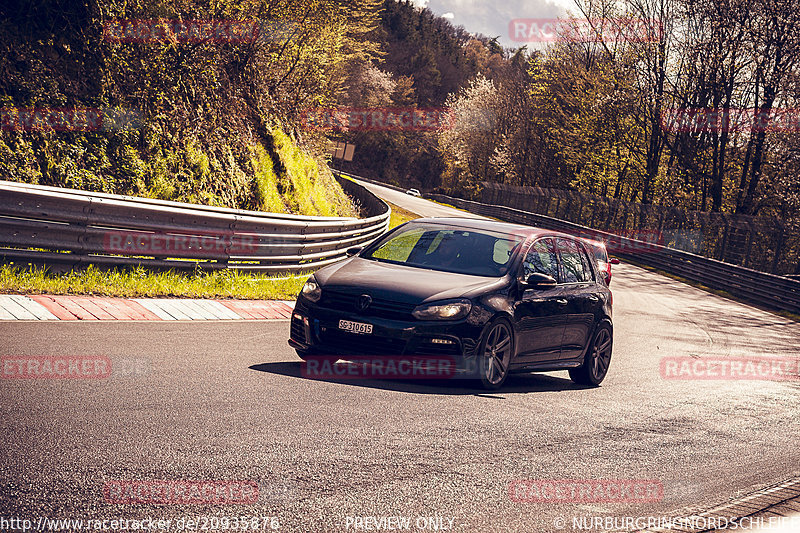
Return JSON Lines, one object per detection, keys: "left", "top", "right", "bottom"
{"left": 610, "top": 258, "right": 620, "bottom": 265}
{"left": 523, "top": 272, "right": 557, "bottom": 289}
{"left": 346, "top": 246, "right": 363, "bottom": 257}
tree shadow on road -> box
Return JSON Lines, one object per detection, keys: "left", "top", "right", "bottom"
{"left": 248, "top": 361, "right": 592, "bottom": 396}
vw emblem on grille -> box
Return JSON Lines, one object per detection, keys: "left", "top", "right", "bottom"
{"left": 356, "top": 294, "right": 372, "bottom": 312}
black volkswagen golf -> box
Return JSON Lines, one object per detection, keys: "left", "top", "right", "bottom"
{"left": 289, "top": 218, "right": 613, "bottom": 389}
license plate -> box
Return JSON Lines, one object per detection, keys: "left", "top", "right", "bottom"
{"left": 338, "top": 319, "right": 373, "bottom": 335}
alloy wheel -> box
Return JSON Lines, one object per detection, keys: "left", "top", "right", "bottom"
{"left": 482, "top": 322, "right": 512, "bottom": 386}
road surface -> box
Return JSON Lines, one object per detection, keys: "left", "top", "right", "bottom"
{"left": 1, "top": 183, "right": 799, "bottom": 532}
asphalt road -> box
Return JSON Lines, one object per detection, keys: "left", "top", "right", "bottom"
{"left": 1, "top": 185, "right": 799, "bottom": 533}
{"left": 354, "top": 180, "right": 487, "bottom": 219}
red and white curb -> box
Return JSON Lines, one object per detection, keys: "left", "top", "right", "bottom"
{"left": 0, "top": 294, "right": 295, "bottom": 321}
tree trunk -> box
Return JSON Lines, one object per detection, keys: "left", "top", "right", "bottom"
{"left": 738, "top": 90, "right": 776, "bottom": 215}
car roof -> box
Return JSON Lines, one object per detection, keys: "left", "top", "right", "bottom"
{"left": 409, "top": 217, "right": 580, "bottom": 241}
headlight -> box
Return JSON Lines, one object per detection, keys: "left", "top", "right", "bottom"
{"left": 301, "top": 277, "right": 322, "bottom": 303}
{"left": 412, "top": 299, "right": 472, "bottom": 320}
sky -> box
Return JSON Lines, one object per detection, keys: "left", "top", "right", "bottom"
{"left": 411, "top": 0, "right": 578, "bottom": 49}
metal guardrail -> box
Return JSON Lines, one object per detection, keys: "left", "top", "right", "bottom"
{"left": 0, "top": 175, "right": 390, "bottom": 273}
{"left": 481, "top": 181, "right": 797, "bottom": 275}
{"left": 428, "top": 193, "right": 800, "bottom": 314}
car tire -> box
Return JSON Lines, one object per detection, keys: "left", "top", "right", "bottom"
{"left": 568, "top": 322, "right": 613, "bottom": 386}
{"left": 477, "top": 318, "right": 514, "bottom": 390}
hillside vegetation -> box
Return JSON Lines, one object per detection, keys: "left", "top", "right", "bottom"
{"left": 0, "top": 121, "right": 356, "bottom": 216}
{"left": 6, "top": 0, "right": 795, "bottom": 239}
{"left": 0, "top": 0, "right": 371, "bottom": 217}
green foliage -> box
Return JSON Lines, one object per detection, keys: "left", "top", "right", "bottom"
{"left": 380, "top": 0, "right": 486, "bottom": 106}
{"left": 272, "top": 128, "right": 356, "bottom": 216}
{"left": 0, "top": 0, "right": 373, "bottom": 217}
{"left": 386, "top": 200, "right": 418, "bottom": 228}
{"left": 331, "top": 0, "right": 504, "bottom": 189}
{"left": 115, "top": 145, "right": 147, "bottom": 193}
{"left": 249, "top": 143, "right": 286, "bottom": 213}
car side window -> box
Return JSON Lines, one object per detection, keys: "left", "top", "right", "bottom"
{"left": 577, "top": 242, "right": 596, "bottom": 281}
{"left": 557, "top": 238, "right": 590, "bottom": 283}
{"left": 522, "top": 238, "right": 559, "bottom": 281}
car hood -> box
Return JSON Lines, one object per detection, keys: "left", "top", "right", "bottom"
{"left": 314, "top": 257, "right": 507, "bottom": 304}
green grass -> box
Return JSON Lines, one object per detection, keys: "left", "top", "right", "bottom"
{"left": 386, "top": 200, "right": 419, "bottom": 228}
{"left": 2, "top": 127, "right": 359, "bottom": 219}
{"left": 250, "top": 143, "right": 286, "bottom": 213}
{"left": 0, "top": 264, "right": 308, "bottom": 300}
{"left": 270, "top": 129, "right": 358, "bottom": 217}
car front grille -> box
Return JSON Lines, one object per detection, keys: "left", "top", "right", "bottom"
{"left": 319, "top": 290, "right": 416, "bottom": 320}
{"left": 320, "top": 329, "right": 407, "bottom": 356}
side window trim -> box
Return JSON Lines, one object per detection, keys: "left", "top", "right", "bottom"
{"left": 555, "top": 237, "right": 566, "bottom": 283}
{"left": 577, "top": 241, "right": 596, "bottom": 282}
{"left": 517, "top": 239, "right": 535, "bottom": 281}
{"left": 550, "top": 237, "right": 562, "bottom": 284}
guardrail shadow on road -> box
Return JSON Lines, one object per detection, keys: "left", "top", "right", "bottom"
{"left": 615, "top": 264, "right": 799, "bottom": 328}
{"left": 248, "top": 361, "right": 590, "bottom": 395}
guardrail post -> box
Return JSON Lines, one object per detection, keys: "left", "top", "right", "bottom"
{"left": 744, "top": 221, "right": 754, "bottom": 269}
{"left": 719, "top": 217, "right": 729, "bottom": 262}
{"left": 73, "top": 198, "right": 94, "bottom": 264}
{"left": 770, "top": 223, "right": 785, "bottom": 274}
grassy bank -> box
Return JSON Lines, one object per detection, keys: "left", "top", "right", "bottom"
{"left": 2, "top": 127, "right": 358, "bottom": 218}
{"left": 386, "top": 201, "right": 419, "bottom": 229}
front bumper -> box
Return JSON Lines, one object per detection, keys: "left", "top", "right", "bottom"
{"left": 288, "top": 300, "right": 485, "bottom": 374}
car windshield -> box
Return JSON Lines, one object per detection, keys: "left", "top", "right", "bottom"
{"left": 363, "top": 223, "right": 524, "bottom": 277}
